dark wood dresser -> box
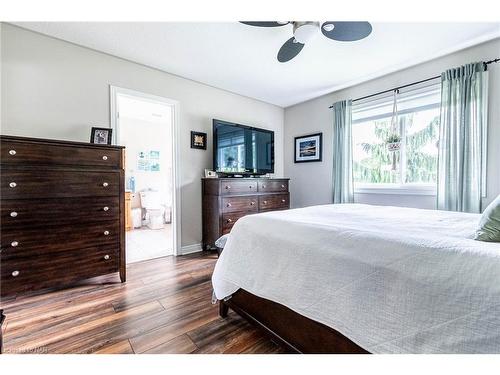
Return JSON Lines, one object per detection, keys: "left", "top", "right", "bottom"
{"left": 202, "top": 177, "right": 290, "bottom": 250}
{"left": 0, "top": 135, "right": 126, "bottom": 296}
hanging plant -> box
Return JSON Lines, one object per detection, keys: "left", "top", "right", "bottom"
{"left": 386, "top": 90, "right": 401, "bottom": 153}
{"left": 386, "top": 133, "right": 402, "bottom": 152}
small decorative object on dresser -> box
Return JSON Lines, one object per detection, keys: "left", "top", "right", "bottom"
{"left": 191, "top": 131, "right": 207, "bottom": 150}
{"left": 204, "top": 169, "right": 218, "bottom": 178}
{"left": 202, "top": 177, "right": 290, "bottom": 250}
{"left": 90, "top": 127, "right": 113, "bottom": 145}
{"left": 0, "top": 135, "right": 126, "bottom": 296}
{"left": 294, "top": 133, "right": 322, "bottom": 163}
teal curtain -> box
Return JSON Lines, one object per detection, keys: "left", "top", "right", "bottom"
{"left": 437, "top": 62, "right": 488, "bottom": 213}
{"left": 332, "top": 100, "right": 354, "bottom": 203}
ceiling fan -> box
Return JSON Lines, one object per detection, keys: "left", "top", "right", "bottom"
{"left": 240, "top": 21, "right": 372, "bottom": 63}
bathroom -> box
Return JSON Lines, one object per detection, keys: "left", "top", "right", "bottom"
{"left": 116, "top": 92, "right": 174, "bottom": 263}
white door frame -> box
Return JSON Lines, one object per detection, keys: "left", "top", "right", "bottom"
{"left": 110, "top": 85, "right": 182, "bottom": 256}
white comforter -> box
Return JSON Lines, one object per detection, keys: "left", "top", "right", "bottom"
{"left": 212, "top": 204, "right": 500, "bottom": 353}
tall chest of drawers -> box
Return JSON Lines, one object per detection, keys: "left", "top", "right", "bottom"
{"left": 0, "top": 135, "right": 125, "bottom": 296}
{"left": 202, "top": 177, "right": 290, "bottom": 250}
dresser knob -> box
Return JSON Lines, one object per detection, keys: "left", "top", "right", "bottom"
{"left": 103, "top": 254, "right": 110, "bottom": 260}
{"left": 11, "top": 241, "right": 19, "bottom": 247}
{"left": 9, "top": 182, "right": 17, "bottom": 188}
{"left": 262, "top": 185, "right": 266, "bottom": 189}
{"left": 282, "top": 199, "right": 286, "bottom": 203}
{"left": 226, "top": 203, "right": 232, "bottom": 207}
{"left": 103, "top": 206, "right": 109, "bottom": 211}
{"left": 281, "top": 184, "right": 285, "bottom": 188}
{"left": 225, "top": 185, "right": 231, "bottom": 189}
{"left": 250, "top": 201, "right": 255, "bottom": 205}
{"left": 9, "top": 149, "right": 16, "bottom": 155}
{"left": 12, "top": 270, "right": 20, "bottom": 277}
{"left": 10, "top": 211, "right": 18, "bottom": 217}
{"left": 102, "top": 182, "right": 109, "bottom": 187}
{"left": 263, "top": 201, "right": 268, "bottom": 205}
{"left": 226, "top": 218, "right": 233, "bottom": 223}
{"left": 249, "top": 185, "right": 253, "bottom": 189}
{"left": 102, "top": 155, "right": 108, "bottom": 160}
{"left": 104, "top": 230, "right": 110, "bottom": 236}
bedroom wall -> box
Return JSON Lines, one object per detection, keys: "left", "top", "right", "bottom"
{"left": 0, "top": 23, "right": 285, "bottom": 251}
{"left": 284, "top": 38, "right": 500, "bottom": 211}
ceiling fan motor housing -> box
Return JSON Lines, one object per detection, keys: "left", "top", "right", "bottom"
{"left": 293, "top": 21, "right": 320, "bottom": 43}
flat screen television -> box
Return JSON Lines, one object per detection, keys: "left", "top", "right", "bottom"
{"left": 213, "top": 119, "right": 274, "bottom": 176}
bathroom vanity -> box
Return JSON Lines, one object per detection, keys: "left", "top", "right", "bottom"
{"left": 0, "top": 135, "right": 126, "bottom": 296}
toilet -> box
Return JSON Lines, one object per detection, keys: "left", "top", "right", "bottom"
{"left": 139, "top": 190, "right": 165, "bottom": 230}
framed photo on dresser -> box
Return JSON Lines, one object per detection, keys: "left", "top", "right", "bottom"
{"left": 90, "top": 127, "right": 113, "bottom": 145}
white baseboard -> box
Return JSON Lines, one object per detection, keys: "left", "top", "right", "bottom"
{"left": 180, "top": 243, "right": 202, "bottom": 255}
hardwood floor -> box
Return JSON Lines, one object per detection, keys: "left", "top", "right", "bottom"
{"left": 0, "top": 252, "right": 285, "bottom": 354}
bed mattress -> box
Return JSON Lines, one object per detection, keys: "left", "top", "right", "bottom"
{"left": 212, "top": 204, "right": 500, "bottom": 353}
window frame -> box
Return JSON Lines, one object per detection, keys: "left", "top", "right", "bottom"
{"left": 351, "top": 81, "right": 441, "bottom": 195}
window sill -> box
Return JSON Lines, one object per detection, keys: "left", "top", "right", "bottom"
{"left": 354, "top": 185, "right": 437, "bottom": 196}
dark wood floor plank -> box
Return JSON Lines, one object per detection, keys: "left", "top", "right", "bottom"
{"left": 7, "top": 300, "right": 164, "bottom": 352}
{"left": 240, "top": 338, "right": 287, "bottom": 354}
{"left": 129, "top": 304, "right": 219, "bottom": 353}
{"left": 144, "top": 334, "right": 198, "bottom": 354}
{"left": 0, "top": 253, "right": 284, "bottom": 354}
{"left": 188, "top": 313, "right": 267, "bottom": 354}
{"left": 94, "top": 339, "right": 135, "bottom": 354}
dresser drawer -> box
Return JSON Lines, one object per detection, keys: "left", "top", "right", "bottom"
{"left": 1, "top": 139, "right": 121, "bottom": 168}
{"left": 221, "top": 196, "right": 258, "bottom": 213}
{"left": 1, "top": 168, "right": 120, "bottom": 199}
{"left": 222, "top": 211, "right": 249, "bottom": 233}
{"left": 1, "top": 220, "right": 120, "bottom": 260}
{"left": 1, "top": 246, "right": 119, "bottom": 295}
{"left": 220, "top": 180, "right": 258, "bottom": 195}
{"left": 258, "top": 180, "right": 288, "bottom": 193}
{"left": 259, "top": 193, "right": 289, "bottom": 211}
{"left": 1, "top": 197, "right": 119, "bottom": 228}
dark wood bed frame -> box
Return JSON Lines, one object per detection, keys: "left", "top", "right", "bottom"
{"left": 219, "top": 289, "right": 369, "bottom": 354}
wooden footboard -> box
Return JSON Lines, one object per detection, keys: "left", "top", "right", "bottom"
{"left": 220, "top": 289, "right": 369, "bottom": 354}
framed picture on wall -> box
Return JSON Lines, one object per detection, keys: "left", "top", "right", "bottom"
{"left": 191, "top": 131, "right": 207, "bottom": 150}
{"left": 294, "top": 133, "right": 322, "bottom": 163}
{"left": 90, "top": 127, "right": 113, "bottom": 145}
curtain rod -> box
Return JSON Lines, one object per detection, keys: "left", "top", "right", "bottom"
{"left": 328, "top": 58, "right": 500, "bottom": 108}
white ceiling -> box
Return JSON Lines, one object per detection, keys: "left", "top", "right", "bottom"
{"left": 13, "top": 22, "right": 500, "bottom": 107}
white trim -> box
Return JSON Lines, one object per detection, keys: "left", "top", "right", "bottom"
{"left": 180, "top": 243, "right": 203, "bottom": 255}
{"left": 110, "top": 85, "right": 182, "bottom": 256}
{"left": 355, "top": 184, "right": 437, "bottom": 196}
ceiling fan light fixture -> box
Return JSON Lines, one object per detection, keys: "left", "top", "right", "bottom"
{"left": 322, "top": 23, "right": 335, "bottom": 32}
{"left": 293, "top": 22, "right": 319, "bottom": 44}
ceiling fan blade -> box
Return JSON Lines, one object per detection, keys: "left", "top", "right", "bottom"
{"left": 321, "top": 22, "right": 372, "bottom": 41}
{"left": 277, "top": 37, "right": 304, "bottom": 63}
{"left": 240, "top": 21, "right": 289, "bottom": 27}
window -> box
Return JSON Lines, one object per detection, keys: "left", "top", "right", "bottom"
{"left": 352, "top": 81, "right": 441, "bottom": 194}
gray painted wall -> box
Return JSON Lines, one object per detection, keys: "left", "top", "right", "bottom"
{"left": 284, "top": 38, "right": 500, "bottom": 211}
{"left": 0, "top": 23, "right": 285, "bottom": 248}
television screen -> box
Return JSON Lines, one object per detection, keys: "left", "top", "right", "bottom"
{"left": 213, "top": 119, "right": 274, "bottom": 175}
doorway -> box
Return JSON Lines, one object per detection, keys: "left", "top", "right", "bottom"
{"left": 110, "top": 86, "right": 180, "bottom": 262}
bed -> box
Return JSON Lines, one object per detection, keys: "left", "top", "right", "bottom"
{"left": 212, "top": 204, "right": 500, "bottom": 354}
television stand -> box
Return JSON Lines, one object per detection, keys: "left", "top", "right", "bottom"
{"left": 217, "top": 173, "right": 270, "bottom": 178}
{"left": 202, "top": 177, "right": 290, "bottom": 250}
